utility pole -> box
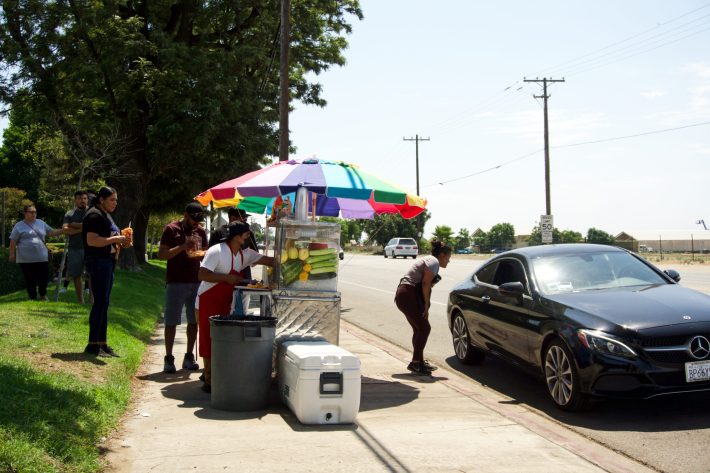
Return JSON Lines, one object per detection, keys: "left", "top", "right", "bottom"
{"left": 523, "top": 77, "right": 564, "bottom": 215}
{"left": 403, "top": 134, "right": 430, "bottom": 196}
{"left": 279, "top": 0, "right": 290, "bottom": 162}
{"left": 403, "top": 134, "right": 429, "bottom": 241}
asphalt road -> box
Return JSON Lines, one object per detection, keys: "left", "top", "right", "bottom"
{"left": 338, "top": 253, "right": 710, "bottom": 473}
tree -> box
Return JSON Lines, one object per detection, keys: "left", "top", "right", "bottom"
{"left": 319, "top": 216, "right": 363, "bottom": 247}
{"left": 362, "top": 214, "right": 422, "bottom": 248}
{"left": 528, "top": 226, "right": 585, "bottom": 246}
{"left": 432, "top": 225, "right": 454, "bottom": 246}
{"left": 559, "top": 229, "right": 583, "bottom": 243}
{"left": 587, "top": 227, "right": 615, "bottom": 245}
{"left": 472, "top": 229, "right": 487, "bottom": 250}
{"left": 0, "top": 0, "right": 363, "bottom": 267}
{"left": 487, "top": 223, "right": 515, "bottom": 249}
{"left": 1, "top": 187, "right": 32, "bottom": 245}
{"left": 454, "top": 228, "right": 471, "bottom": 250}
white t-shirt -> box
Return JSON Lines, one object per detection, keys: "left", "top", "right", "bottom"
{"left": 195, "top": 243, "right": 262, "bottom": 309}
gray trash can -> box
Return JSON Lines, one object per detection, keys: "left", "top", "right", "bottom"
{"left": 209, "top": 315, "right": 277, "bottom": 411}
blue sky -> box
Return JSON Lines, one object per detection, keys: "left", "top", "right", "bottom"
{"left": 288, "top": 0, "right": 710, "bottom": 240}
{"left": 3, "top": 1, "right": 709, "bottom": 240}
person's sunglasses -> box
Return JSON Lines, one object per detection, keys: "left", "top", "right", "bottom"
{"left": 25, "top": 210, "right": 37, "bottom": 213}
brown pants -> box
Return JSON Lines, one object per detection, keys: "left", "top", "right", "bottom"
{"left": 395, "top": 284, "right": 431, "bottom": 362}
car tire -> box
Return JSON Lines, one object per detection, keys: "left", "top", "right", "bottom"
{"left": 451, "top": 312, "right": 484, "bottom": 365}
{"left": 543, "top": 338, "right": 592, "bottom": 412}
{"left": 384, "top": 252, "right": 388, "bottom": 258}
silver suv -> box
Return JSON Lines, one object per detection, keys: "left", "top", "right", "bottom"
{"left": 384, "top": 237, "right": 418, "bottom": 259}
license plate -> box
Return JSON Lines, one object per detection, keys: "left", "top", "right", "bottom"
{"left": 685, "top": 360, "right": 710, "bottom": 382}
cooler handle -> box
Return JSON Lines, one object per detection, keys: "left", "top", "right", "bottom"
{"left": 319, "top": 372, "right": 343, "bottom": 395}
{"left": 243, "top": 325, "right": 262, "bottom": 340}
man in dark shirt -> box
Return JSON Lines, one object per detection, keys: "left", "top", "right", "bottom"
{"left": 158, "top": 202, "right": 208, "bottom": 373}
{"left": 207, "top": 207, "right": 257, "bottom": 249}
{"left": 62, "top": 190, "right": 91, "bottom": 303}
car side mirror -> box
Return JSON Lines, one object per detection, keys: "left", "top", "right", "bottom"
{"left": 499, "top": 281, "right": 525, "bottom": 297}
{"left": 664, "top": 269, "right": 681, "bottom": 283}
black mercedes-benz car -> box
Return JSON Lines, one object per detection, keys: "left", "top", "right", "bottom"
{"left": 447, "top": 244, "right": 710, "bottom": 411}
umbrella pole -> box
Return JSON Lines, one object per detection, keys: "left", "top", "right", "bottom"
{"left": 311, "top": 193, "right": 316, "bottom": 222}
{"left": 295, "top": 187, "right": 308, "bottom": 222}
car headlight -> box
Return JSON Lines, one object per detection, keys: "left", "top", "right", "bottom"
{"left": 577, "top": 330, "right": 637, "bottom": 358}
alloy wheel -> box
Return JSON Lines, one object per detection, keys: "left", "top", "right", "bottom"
{"left": 544, "top": 345, "right": 573, "bottom": 406}
{"left": 452, "top": 315, "right": 470, "bottom": 360}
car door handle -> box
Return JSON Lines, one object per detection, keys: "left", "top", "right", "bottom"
{"left": 481, "top": 296, "right": 491, "bottom": 304}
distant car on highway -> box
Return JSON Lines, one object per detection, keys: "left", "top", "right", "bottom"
{"left": 384, "top": 237, "right": 418, "bottom": 259}
{"left": 447, "top": 243, "right": 710, "bottom": 411}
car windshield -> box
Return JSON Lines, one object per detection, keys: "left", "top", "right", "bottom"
{"left": 531, "top": 251, "right": 668, "bottom": 295}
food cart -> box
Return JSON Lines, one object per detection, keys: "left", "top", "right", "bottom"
{"left": 270, "top": 218, "right": 341, "bottom": 346}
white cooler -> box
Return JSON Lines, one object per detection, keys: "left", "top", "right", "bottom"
{"left": 279, "top": 341, "right": 361, "bottom": 424}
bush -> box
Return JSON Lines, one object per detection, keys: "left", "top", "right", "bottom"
{"left": 0, "top": 248, "right": 24, "bottom": 295}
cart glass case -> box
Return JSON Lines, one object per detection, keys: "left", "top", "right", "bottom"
{"left": 274, "top": 221, "right": 340, "bottom": 292}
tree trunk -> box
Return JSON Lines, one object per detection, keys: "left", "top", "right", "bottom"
{"left": 109, "top": 156, "right": 149, "bottom": 269}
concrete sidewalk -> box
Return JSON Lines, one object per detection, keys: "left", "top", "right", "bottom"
{"left": 105, "top": 321, "right": 655, "bottom": 473}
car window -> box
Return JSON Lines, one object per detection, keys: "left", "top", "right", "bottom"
{"left": 387, "top": 239, "right": 396, "bottom": 246}
{"left": 475, "top": 262, "right": 498, "bottom": 285}
{"left": 531, "top": 251, "right": 668, "bottom": 295}
{"left": 400, "top": 238, "right": 416, "bottom": 245}
{"left": 493, "top": 259, "right": 528, "bottom": 288}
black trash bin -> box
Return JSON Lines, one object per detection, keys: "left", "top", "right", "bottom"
{"left": 209, "top": 315, "right": 277, "bottom": 411}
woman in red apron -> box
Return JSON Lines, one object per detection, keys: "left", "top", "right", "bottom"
{"left": 196, "top": 221, "right": 274, "bottom": 392}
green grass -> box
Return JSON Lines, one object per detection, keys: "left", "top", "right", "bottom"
{"left": 0, "top": 261, "right": 166, "bottom": 473}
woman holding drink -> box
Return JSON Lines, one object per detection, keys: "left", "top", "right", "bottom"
{"left": 82, "top": 186, "right": 131, "bottom": 357}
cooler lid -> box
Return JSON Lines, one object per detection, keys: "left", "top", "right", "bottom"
{"left": 283, "top": 341, "right": 361, "bottom": 370}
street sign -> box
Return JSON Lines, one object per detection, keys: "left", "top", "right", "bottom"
{"left": 541, "top": 214, "right": 554, "bottom": 243}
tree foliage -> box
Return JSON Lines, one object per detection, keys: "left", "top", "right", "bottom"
{"left": 432, "top": 225, "right": 454, "bottom": 246}
{"left": 587, "top": 227, "right": 615, "bottom": 245}
{"left": 487, "top": 223, "right": 515, "bottom": 249}
{"left": 319, "top": 216, "right": 363, "bottom": 247}
{"left": 528, "top": 226, "right": 598, "bottom": 246}
{"left": 361, "top": 212, "right": 428, "bottom": 248}
{"left": 454, "top": 228, "right": 471, "bottom": 250}
{"left": 0, "top": 0, "right": 363, "bottom": 267}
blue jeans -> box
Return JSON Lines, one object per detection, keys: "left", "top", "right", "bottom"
{"left": 86, "top": 257, "right": 115, "bottom": 344}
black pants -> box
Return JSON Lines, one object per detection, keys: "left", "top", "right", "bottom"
{"left": 395, "top": 284, "right": 431, "bottom": 362}
{"left": 86, "top": 257, "right": 115, "bottom": 345}
{"left": 18, "top": 262, "right": 49, "bottom": 300}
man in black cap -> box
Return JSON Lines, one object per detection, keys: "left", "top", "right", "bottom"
{"left": 208, "top": 207, "right": 257, "bottom": 250}
{"left": 157, "top": 202, "right": 208, "bottom": 373}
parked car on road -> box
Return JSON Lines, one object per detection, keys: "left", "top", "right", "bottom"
{"left": 384, "top": 237, "right": 418, "bottom": 258}
{"left": 455, "top": 248, "right": 473, "bottom": 254}
{"left": 447, "top": 243, "right": 710, "bottom": 411}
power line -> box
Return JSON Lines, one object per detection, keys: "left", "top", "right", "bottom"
{"left": 426, "top": 119, "right": 710, "bottom": 188}
{"left": 553, "top": 119, "right": 710, "bottom": 149}
{"left": 539, "top": 7, "right": 710, "bottom": 76}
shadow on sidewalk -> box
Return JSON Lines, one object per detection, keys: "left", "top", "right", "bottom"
{"left": 359, "top": 375, "right": 420, "bottom": 412}
{"left": 137, "top": 371, "right": 193, "bottom": 383}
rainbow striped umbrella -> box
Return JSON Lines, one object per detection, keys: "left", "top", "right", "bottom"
{"left": 195, "top": 159, "right": 426, "bottom": 219}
